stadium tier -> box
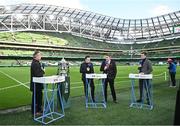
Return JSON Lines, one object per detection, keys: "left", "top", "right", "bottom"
{"left": 0, "top": 31, "right": 179, "bottom": 61}
{"left": 0, "top": 3, "right": 180, "bottom": 61}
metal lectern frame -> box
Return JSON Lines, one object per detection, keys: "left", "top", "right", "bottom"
{"left": 33, "top": 76, "right": 65, "bottom": 125}
{"left": 129, "top": 74, "right": 153, "bottom": 110}
{"left": 85, "top": 74, "right": 107, "bottom": 109}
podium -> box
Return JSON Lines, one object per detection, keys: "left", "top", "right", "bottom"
{"left": 85, "top": 74, "right": 107, "bottom": 108}
{"left": 33, "top": 75, "right": 65, "bottom": 124}
{"left": 129, "top": 73, "right": 153, "bottom": 110}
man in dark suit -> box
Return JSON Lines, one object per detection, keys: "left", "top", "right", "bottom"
{"left": 137, "top": 52, "right": 153, "bottom": 104}
{"left": 30, "top": 50, "right": 45, "bottom": 115}
{"left": 80, "top": 56, "right": 95, "bottom": 102}
{"left": 100, "top": 54, "right": 117, "bottom": 103}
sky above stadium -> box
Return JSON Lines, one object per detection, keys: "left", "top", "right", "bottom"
{"left": 1, "top": 0, "right": 180, "bottom": 19}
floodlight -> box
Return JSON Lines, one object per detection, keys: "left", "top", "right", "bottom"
{"left": 70, "top": 18, "right": 74, "bottom": 22}
{"left": 49, "top": 15, "right": 55, "bottom": 20}
{"left": 62, "top": 17, "right": 67, "bottom": 22}
{"left": 117, "top": 36, "right": 124, "bottom": 40}
{"left": 31, "top": 14, "right": 39, "bottom": 20}
{"left": 81, "top": 19, "right": 85, "bottom": 23}
{"left": 91, "top": 21, "right": 96, "bottom": 26}
{"left": 15, "top": 14, "right": 24, "bottom": 20}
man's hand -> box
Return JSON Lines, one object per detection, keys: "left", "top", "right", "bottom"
{"left": 104, "top": 64, "right": 110, "bottom": 70}
{"left": 139, "top": 72, "right": 144, "bottom": 75}
{"left": 104, "top": 66, "right": 107, "bottom": 70}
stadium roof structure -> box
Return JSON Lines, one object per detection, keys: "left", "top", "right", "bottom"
{"left": 0, "top": 3, "right": 180, "bottom": 44}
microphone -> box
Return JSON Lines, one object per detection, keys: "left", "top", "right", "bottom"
{"left": 104, "top": 61, "right": 109, "bottom": 70}
{"left": 41, "top": 62, "right": 45, "bottom": 70}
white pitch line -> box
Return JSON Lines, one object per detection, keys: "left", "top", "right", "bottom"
{"left": 0, "top": 71, "right": 165, "bottom": 91}
{"left": 0, "top": 71, "right": 29, "bottom": 89}
{"left": 0, "top": 82, "right": 29, "bottom": 91}
{"left": 71, "top": 82, "right": 82, "bottom": 85}
{"left": 71, "top": 80, "right": 131, "bottom": 89}
{"left": 70, "top": 73, "right": 165, "bottom": 86}
{"left": 70, "top": 74, "right": 166, "bottom": 90}
{"left": 0, "top": 84, "right": 22, "bottom": 91}
{"left": 0, "top": 81, "right": 30, "bottom": 91}
{"left": 71, "top": 85, "right": 84, "bottom": 89}
{"left": 23, "top": 82, "right": 29, "bottom": 84}
{"left": 74, "top": 73, "right": 165, "bottom": 83}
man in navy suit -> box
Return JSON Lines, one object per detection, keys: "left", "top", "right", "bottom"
{"left": 80, "top": 56, "right": 95, "bottom": 102}
{"left": 100, "top": 54, "right": 117, "bottom": 103}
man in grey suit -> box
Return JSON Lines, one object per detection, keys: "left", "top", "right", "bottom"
{"left": 137, "top": 52, "right": 153, "bottom": 104}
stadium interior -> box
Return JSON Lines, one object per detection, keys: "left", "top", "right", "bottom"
{"left": 0, "top": 3, "right": 180, "bottom": 125}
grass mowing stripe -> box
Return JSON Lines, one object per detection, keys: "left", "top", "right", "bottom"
{"left": 1, "top": 75, "right": 163, "bottom": 91}
{"left": 0, "top": 82, "right": 177, "bottom": 125}
{"left": 0, "top": 71, "right": 29, "bottom": 89}
{"left": 0, "top": 71, "right": 166, "bottom": 91}
{"left": 70, "top": 74, "right": 165, "bottom": 88}
{"left": 0, "top": 72, "right": 19, "bottom": 88}
{"left": 70, "top": 72, "right": 166, "bottom": 86}
{"left": 0, "top": 66, "right": 178, "bottom": 110}
{"left": 0, "top": 81, "right": 30, "bottom": 91}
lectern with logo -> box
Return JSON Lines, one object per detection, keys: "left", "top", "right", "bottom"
{"left": 85, "top": 73, "right": 107, "bottom": 108}
{"left": 129, "top": 73, "right": 153, "bottom": 110}
{"left": 33, "top": 75, "right": 65, "bottom": 124}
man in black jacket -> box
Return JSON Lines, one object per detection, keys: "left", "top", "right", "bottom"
{"left": 80, "top": 56, "right": 95, "bottom": 102}
{"left": 30, "top": 50, "right": 45, "bottom": 115}
{"left": 100, "top": 55, "right": 117, "bottom": 103}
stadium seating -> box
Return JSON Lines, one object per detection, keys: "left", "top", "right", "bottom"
{"left": 0, "top": 32, "right": 179, "bottom": 60}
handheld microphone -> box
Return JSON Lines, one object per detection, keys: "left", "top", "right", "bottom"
{"left": 41, "top": 62, "right": 45, "bottom": 69}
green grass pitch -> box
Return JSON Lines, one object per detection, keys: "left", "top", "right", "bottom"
{"left": 0, "top": 65, "right": 179, "bottom": 125}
